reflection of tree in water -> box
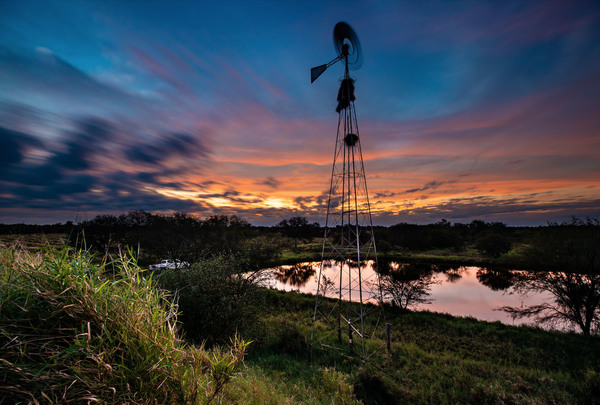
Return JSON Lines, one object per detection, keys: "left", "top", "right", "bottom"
{"left": 317, "top": 274, "right": 338, "bottom": 298}
{"left": 377, "top": 262, "right": 440, "bottom": 310}
{"left": 500, "top": 221, "right": 600, "bottom": 335}
{"left": 436, "top": 265, "right": 466, "bottom": 283}
{"left": 477, "top": 268, "right": 516, "bottom": 291}
{"left": 500, "top": 271, "right": 600, "bottom": 335}
{"left": 273, "top": 263, "right": 316, "bottom": 287}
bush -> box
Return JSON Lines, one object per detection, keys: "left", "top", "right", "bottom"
{"left": 0, "top": 246, "right": 248, "bottom": 403}
{"left": 475, "top": 234, "right": 512, "bottom": 258}
{"left": 353, "top": 368, "right": 398, "bottom": 404}
{"left": 156, "top": 253, "right": 264, "bottom": 345}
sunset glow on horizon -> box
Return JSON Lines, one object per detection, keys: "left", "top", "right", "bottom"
{"left": 1, "top": 0, "right": 599, "bottom": 226}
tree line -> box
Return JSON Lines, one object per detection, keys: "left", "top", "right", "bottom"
{"left": 1, "top": 212, "right": 598, "bottom": 267}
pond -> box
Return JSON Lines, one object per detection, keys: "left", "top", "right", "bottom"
{"left": 261, "top": 260, "right": 562, "bottom": 328}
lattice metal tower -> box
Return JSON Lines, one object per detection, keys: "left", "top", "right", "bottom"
{"left": 309, "top": 22, "right": 386, "bottom": 360}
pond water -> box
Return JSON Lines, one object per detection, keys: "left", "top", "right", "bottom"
{"left": 261, "top": 261, "right": 556, "bottom": 328}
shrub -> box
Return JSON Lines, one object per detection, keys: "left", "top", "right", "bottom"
{"left": 156, "top": 252, "right": 264, "bottom": 345}
{"left": 353, "top": 368, "right": 398, "bottom": 404}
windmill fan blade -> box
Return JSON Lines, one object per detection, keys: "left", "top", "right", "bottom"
{"left": 311, "top": 64, "right": 328, "bottom": 83}
{"left": 333, "top": 21, "right": 363, "bottom": 70}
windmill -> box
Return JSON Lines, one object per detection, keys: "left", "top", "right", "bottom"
{"left": 309, "top": 22, "right": 387, "bottom": 361}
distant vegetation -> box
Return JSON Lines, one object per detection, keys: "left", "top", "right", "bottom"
{"left": 2, "top": 212, "right": 598, "bottom": 270}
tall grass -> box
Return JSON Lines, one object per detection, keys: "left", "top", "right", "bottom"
{"left": 0, "top": 245, "right": 248, "bottom": 404}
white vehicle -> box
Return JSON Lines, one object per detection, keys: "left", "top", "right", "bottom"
{"left": 149, "top": 259, "right": 190, "bottom": 270}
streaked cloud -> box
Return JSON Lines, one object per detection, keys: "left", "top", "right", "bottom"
{"left": 0, "top": 0, "right": 599, "bottom": 225}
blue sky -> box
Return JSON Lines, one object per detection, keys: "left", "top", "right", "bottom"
{"left": 1, "top": 0, "right": 599, "bottom": 225}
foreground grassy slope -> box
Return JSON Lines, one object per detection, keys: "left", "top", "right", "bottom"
{"left": 226, "top": 290, "right": 600, "bottom": 404}
{"left": 0, "top": 247, "right": 247, "bottom": 404}
{"left": 1, "top": 245, "right": 599, "bottom": 404}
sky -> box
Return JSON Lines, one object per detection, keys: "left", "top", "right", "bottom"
{"left": 1, "top": 0, "right": 599, "bottom": 226}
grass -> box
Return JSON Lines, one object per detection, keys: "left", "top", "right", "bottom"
{"left": 2, "top": 243, "right": 599, "bottom": 404}
{"left": 0, "top": 245, "right": 248, "bottom": 404}
{"left": 275, "top": 240, "right": 323, "bottom": 265}
{"left": 0, "top": 233, "right": 67, "bottom": 250}
{"left": 229, "top": 289, "right": 600, "bottom": 404}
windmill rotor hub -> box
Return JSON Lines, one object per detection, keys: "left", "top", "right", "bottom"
{"left": 341, "top": 43, "right": 350, "bottom": 57}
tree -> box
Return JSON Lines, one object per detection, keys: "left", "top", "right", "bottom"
{"left": 500, "top": 271, "right": 600, "bottom": 335}
{"left": 475, "top": 234, "right": 512, "bottom": 258}
{"left": 199, "top": 214, "right": 252, "bottom": 256}
{"left": 276, "top": 216, "right": 320, "bottom": 245}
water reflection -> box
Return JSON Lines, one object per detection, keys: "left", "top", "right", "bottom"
{"left": 499, "top": 271, "right": 600, "bottom": 335}
{"left": 262, "top": 261, "right": 600, "bottom": 332}
{"left": 438, "top": 265, "right": 467, "bottom": 283}
{"left": 476, "top": 268, "right": 516, "bottom": 291}
{"left": 377, "top": 261, "right": 439, "bottom": 310}
{"left": 272, "top": 263, "right": 315, "bottom": 287}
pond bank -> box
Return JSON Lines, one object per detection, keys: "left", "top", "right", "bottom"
{"left": 270, "top": 247, "right": 520, "bottom": 269}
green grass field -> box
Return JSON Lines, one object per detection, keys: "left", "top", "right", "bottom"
{"left": 271, "top": 238, "right": 524, "bottom": 269}
{"left": 1, "top": 244, "right": 598, "bottom": 404}
{"left": 0, "top": 233, "right": 67, "bottom": 249}
{"left": 230, "top": 289, "right": 600, "bottom": 404}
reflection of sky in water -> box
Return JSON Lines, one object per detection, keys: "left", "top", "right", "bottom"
{"left": 427, "top": 267, "right": 552, "bottom": 326}
{"left": 262, "top": 262, "right": 554, "bottom": 328}
{"left": 265, "top": 261, "right": 383, "bottom": 303}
